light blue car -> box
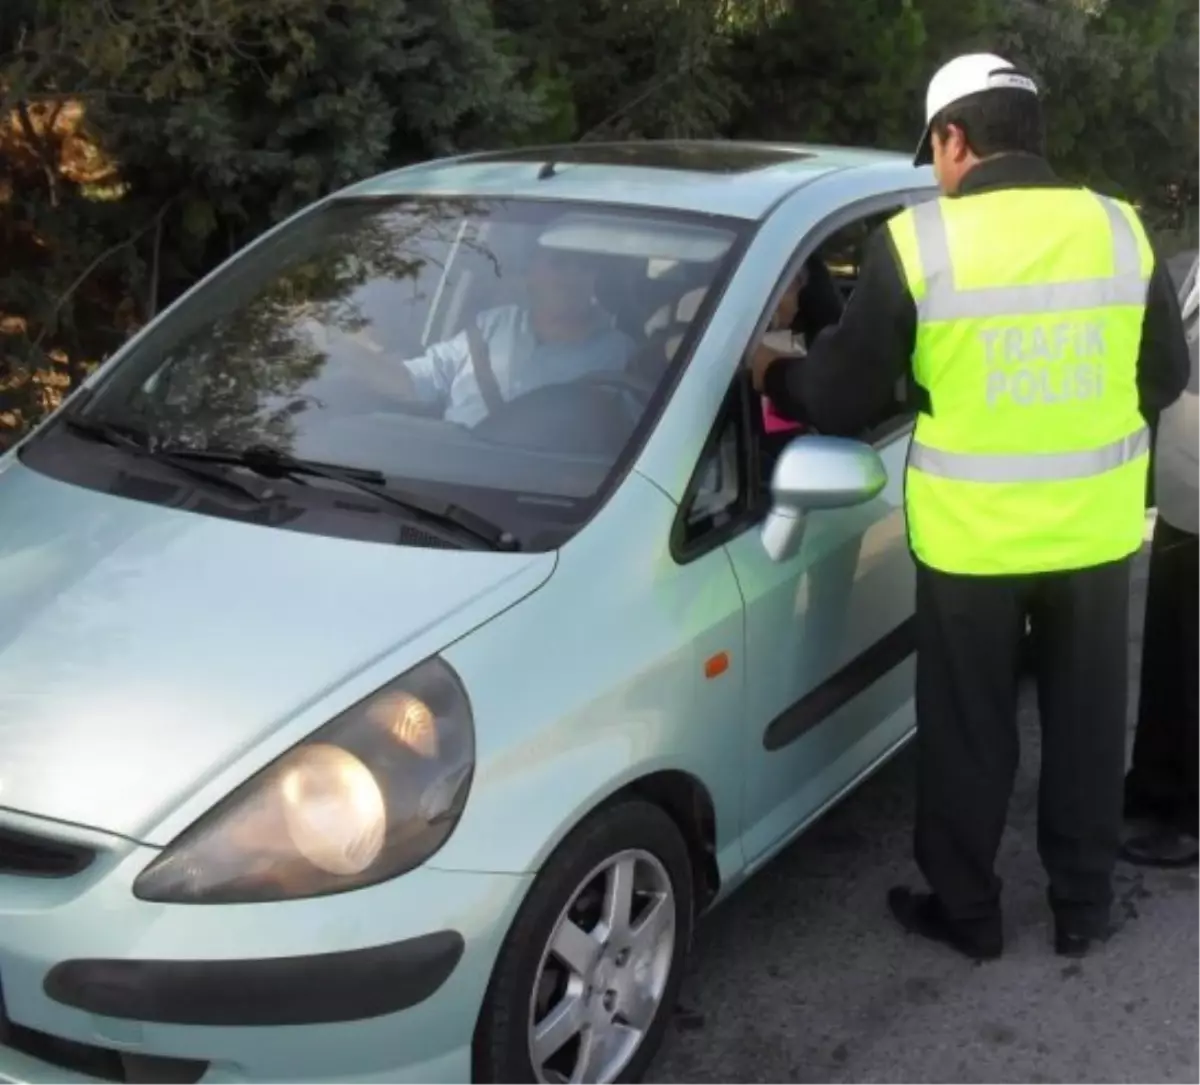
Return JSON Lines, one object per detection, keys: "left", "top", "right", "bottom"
{"left": 0, "top": 140, "right": 937, "bottom": 1085}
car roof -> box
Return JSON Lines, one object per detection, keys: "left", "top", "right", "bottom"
{"left": 340, "top": 139, "right": 926, "bottom": 221}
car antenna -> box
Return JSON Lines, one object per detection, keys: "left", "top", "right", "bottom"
{"left": 540, "top": 123, "right": 600, "bottom": 178}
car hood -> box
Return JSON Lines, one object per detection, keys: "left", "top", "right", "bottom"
{"left": 0, "top": 460, "right": 554, "bottom": 842}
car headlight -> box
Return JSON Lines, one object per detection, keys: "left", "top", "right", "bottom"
{"left": 134, "top": 657, "right": 474, "bottom": 904}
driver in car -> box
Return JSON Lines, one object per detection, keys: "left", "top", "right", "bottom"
{"left": 388, "top": 244, "right": 635, "bottom": 427}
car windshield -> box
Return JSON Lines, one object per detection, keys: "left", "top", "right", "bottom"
{"left": 76, "top": 195, "right": 745, "bottom": 509}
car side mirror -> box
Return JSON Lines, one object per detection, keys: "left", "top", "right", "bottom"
{"left": 761, "top": 435, "right": 888, "bottom": 562}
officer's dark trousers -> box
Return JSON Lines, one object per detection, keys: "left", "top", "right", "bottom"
{"left": 913, "top": 556, "right": 1133, "bottom": 935}
{"left": 1125, "top": 517, "right": 1199, "bottom": 834}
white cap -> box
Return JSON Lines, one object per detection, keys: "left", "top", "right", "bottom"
{"left": 914, "top": 53, "right": 1039, "bottom": 165}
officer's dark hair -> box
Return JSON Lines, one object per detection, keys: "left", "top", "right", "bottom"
{"left": 930, "top": 86, "right": 1045, "bottom": 159}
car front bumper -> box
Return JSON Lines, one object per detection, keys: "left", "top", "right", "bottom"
{"left": 0, "top": 819, "right": 531, "bottom": 1084}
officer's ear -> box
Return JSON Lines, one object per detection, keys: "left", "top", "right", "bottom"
{"left": 935, "top": 121, "right": 971, "bottom": 164}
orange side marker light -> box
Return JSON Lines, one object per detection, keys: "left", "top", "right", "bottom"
{"left": 704, "top": 651, "right": 730, "bottom": 679}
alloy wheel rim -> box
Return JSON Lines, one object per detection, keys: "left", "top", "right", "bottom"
{"left": 527, "top": 848, "right": 676, "bottom": 1084}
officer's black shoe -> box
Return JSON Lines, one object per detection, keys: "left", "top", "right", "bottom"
{"left": 1054, "top": 921, "right": 1117, "bottom": 959}
{"left": 1119, "top": 828, "right": 1199, "bottom": 869}
{"left": 1054, "top": 928, "right": 1094, "bottom": 958}
{"left": 886, "top": 887, "right": 1003, "bottom": 961}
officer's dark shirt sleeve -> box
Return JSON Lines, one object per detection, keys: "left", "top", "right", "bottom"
{"left": 1137, "top": 248, "right": 1190, "bottom": 426}
{"left": 763, "top": 229, "right": 915, "bottom": 437}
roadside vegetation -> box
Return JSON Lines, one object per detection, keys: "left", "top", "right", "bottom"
{"left": 1, "top": 0, "right": 1195, "bottom": 444}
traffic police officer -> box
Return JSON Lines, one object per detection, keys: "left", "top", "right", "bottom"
{"left": 752, "top": 53, "right": 1191, "bottom": 959}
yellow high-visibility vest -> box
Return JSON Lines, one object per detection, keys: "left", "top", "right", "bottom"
{"left": 887, "top": 186, "right": 1152, "bottom": 575}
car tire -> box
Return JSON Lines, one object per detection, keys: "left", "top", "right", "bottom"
{"left": 473, "top": 798, "right": 695, "bottom": 1084}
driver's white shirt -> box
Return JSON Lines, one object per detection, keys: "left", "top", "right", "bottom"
{"left": 402, "top": 305, "right": 635, "bottom": 427}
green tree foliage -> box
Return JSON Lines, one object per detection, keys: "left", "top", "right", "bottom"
{"left": 492, "top": 0, "right": 740, "bottom": 141}
{"left": 996, "top": 0, "right": 1198, "bottom": 235}
{"left": 722, "top": 0, "right": 929, "bottom": 148}
{"left": 0, "top": 0, "right": 539, "bottom": 439}
{"left": 1, "top": 0, "right": 1195, "bottom": 444}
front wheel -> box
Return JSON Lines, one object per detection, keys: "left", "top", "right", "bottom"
{"left": 474, "top": 799, "right": 694, "bottom": 1084}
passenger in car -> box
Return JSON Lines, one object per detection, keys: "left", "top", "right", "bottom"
{"left": 386, "top": 245, "right": 635, "bottom": 427}
{"left": 755, "top": 256, "right": 845, "bottom": 434}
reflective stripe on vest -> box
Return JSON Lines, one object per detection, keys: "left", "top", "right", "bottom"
{"left": 887, "top": 186, "right": 1152, "bottom": 576}
{"left": 911, "top": 193, "right": 1149, "bottom": 320}
{"left": 909, "top": 426, "right": 1149, "bottom": 483}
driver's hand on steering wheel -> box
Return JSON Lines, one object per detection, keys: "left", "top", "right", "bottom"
{"left": 311, "top": 324, "right": 416, "bottom": 399}
{"left": 344, "top": 353, "right": 420, "bottom": 402}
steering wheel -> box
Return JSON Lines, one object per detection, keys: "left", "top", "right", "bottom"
{"left": 559, "top": 369, "right": 658, "bottom": 405}
{"left": 470, "top": 370, "right": 657, "bottom": 453}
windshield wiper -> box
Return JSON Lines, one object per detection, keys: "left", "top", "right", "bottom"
{"left": 62, "top": 416, "right": 266, "bottom": 504}
{"left": 170, "top": 444, "right": 521, "bottom": 552}
{"left": 62, "top": 415, "right": 149, "bottom": 453}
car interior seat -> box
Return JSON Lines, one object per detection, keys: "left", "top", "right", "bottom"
{"left": 627, "top": 253, "right": 718, "bottom": 375}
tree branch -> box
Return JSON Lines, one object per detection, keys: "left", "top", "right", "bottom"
{"left": 33, "top": 196, "right": 180, "bottom": 353}
{"left": 147, "top": 203, "right": 166, "bottom": 319}
{"left": 14, "top": 99, "right": 59, "bottom": 207}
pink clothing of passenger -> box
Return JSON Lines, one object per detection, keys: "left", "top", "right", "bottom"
{"left": 763, "top": 398, "right": 802, "bottom": 433}
{"left": 759, "top": 329, "right": 806, "bottom": 433}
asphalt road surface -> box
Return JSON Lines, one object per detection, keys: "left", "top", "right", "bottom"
{"left": 652, "top": 540, "right": 1199, "bottom": 1084}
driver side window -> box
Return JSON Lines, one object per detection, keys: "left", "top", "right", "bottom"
{"left": 674, "top": 194, "right": 925, "bottom": 561}
{"left": 752, "top": 198, "right": 918, "bottom": 458}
